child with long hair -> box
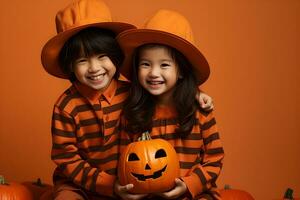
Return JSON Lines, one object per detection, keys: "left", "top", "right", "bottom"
{"left": 115, "top": 10, "right": 224, "bottom": 200}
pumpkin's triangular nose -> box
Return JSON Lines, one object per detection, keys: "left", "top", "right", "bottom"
{"left": 145, "top": 163, "right": 151, "bottom": 170}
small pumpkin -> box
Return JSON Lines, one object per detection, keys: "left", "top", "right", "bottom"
{"left": 219, "top": 184, "right": 255, "bottom": 200}
{"left": 118, "top": 131, "right": 180, "bottom": 194}
{"left": 39, "top": 187, "right": 54, "bottom": 200}
{"left": 22, "top": 178, "right": 52, "bottom": 200}
{"left": 0, "top": 175, "right": 33, "bottom": 200}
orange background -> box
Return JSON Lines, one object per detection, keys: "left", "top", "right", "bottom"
{"left": 0, "top": 0, "right": 299, "bottom": 199}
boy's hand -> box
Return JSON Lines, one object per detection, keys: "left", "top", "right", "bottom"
{"left": 155, "top": 178, "right": 187, "bottom": 199}
{"left": 114, "top": 179, "right": 148, "bottom": 200}
{"left": 196, "top": 92, "right": 214, "bottom": 111}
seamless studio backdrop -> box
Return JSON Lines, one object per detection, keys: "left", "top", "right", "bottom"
{"left": 0, "top": 0, "right": 299, "bottom": 199}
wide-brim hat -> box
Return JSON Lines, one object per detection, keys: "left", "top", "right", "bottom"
{"left": 117, "top": 9, "right": 210, "bottom": 85}
{"left": 41, "top": 0, "right": 136, "bottom": 79}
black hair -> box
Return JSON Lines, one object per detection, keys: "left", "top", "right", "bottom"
{"left": 58, "top": 27, "right": 124, "bottom": 82}
{"left": 123, "top": 44, "right": 199, "bottom": 137}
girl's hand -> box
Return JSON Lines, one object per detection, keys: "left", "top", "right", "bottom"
{"left": 155, "top": 178, "right": 187, "bottom": 199}
{"left": 196, "top": 92, "right": 214, "bottom": 111}
{"left": 114, "top": 179, "right": 148, "bottom": 200}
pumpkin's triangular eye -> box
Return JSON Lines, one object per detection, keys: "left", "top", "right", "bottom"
{"left": 128, "top": 153, "right": 139, "bottom": 161}
{"left": 155, "top": 149, "right": 166, "bottom": 158}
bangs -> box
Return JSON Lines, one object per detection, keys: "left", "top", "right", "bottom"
{"left": 69, "top": 28, "right": 117, "bottom": 60}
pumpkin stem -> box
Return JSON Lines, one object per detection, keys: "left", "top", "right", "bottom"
{"left": 0, "top": 175, "right": 5, "bottom": 184}
{"left": 138, "top": 131, "right": 152, "bottom": 141}
{"left": 284, "top": 188, "right": 294, "bottom": 199}
{"left": 0, "top": 175, "right": 9, "bottom": 185}
{"left": 224, "top": 184, "right": 231, "bottom": 190}
{"left": 34, "top": 178, "right": 43, "bottom": 186}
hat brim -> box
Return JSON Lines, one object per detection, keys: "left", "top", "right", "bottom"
{"left": 41, "top": 22, "right": 136, "bottom": 79}
{"left": 117, "top": 29, "right": 210, "bottom": 85}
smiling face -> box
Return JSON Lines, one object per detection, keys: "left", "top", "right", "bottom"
{"left": 58, "top": 27, "right": 123, "bottom": 83}
{"left": 118, "top": 138, "right": 180, "bottom": 194}
{"left": 73, "top": 54, "right": 116, "bottom": 91}
{"left": 137, "top": 45, "right": 181, "bottom": 104}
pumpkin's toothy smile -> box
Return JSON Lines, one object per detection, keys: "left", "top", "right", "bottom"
{"left": 131, "top": 165, "right": 167, "bottom": 181}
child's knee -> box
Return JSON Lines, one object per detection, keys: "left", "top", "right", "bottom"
{"left": 53, "top": 183, "right": 88, "bottom": 200}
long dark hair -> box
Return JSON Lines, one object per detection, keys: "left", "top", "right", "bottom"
{"left": 58, "top": 27, "right": 124, "bottom": 82}
{"left": 123, "top": 44, "right": 199, "bottom": 137}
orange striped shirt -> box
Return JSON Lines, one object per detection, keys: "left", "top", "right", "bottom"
{"left": 51, "top": 78, "right": 130, "bottom": 197}
{"left": 121, "top": 105, "right": 224, "bottom": 199}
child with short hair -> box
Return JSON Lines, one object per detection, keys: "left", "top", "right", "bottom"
{"left": 41, "top": 1, "right": 214, "bottom": 199}
{"left": 115, "top": 10, "right": 224, "bottom": 200}
{"left": 41, "top": 0, "right": 135, "bottom": 199}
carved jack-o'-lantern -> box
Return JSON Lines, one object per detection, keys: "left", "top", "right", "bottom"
{"left": 118, "top": 132, "right": 180, "bottom": 194}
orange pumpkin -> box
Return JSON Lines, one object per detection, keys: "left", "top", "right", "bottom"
{"left": 0, "top": 175, "right": 33, "bottom": 200}
{"left": 39, "top": 187, "right": 54, "bottom": 200}
{"left": 22, "top": 178, "right": 52, "bottom": 200}
{"left": 118, "top": 132, "right": 180, "bottom": 194}
{"left": 220, "top": 185, "right": 255, "bottom": 200}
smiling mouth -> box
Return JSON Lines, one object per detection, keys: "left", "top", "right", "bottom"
{"left": 147, "top": 80, "right": 164, "bottom": 85}
{"left": 131, "top": 165, "right": 167, "bottom": 181}
{"left": 88, "top": 73, "right": 106, "bottom": 81}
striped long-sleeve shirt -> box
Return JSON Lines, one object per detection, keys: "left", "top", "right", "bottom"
{"left": 121, "top": 105, "right": 224, "bottom": 200}
{"left": 51, "top": 78, "right": 130, "bottom": 197}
